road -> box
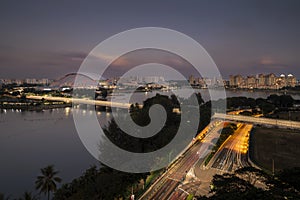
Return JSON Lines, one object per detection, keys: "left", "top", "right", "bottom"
{"left": 191, "top": 123, "right": 253, "bottom": 196}
{"left": 139, "top": 121, "right": 225, "bottom": 200}
{"left": 213, "top": 113, "right": 300, "bottom": 129}
{"left": 208, "top": 123, "right": 253, "bottom": 173}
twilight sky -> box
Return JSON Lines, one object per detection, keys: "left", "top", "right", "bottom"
{"left": 0, "top": 0, "right": 300, "bottom": 79}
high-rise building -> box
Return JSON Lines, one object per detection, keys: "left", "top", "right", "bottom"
{"left": 246, "top": 76, "right": 256, "bottom": 88}
{"left": 257, "top": 74, "right": 265, "bottom": 88}
{"left": 229, "top": 75, "right": 243, "bottom": 87}
{"left": 265, "top": 73, "right": 276, "bottom": 87}
{"left": 286, "top": 74, "right": 297, "bottom": 87}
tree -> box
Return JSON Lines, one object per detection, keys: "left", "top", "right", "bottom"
{"left": 196, "top": 167, "right": 300, "bottom": 200}
{"left": 235, "top": 167, "right": 270, "bottom": 186}
{"left": 277, "top": 167, "right": 300, "bottom": 191}
{"left": 195, "top": 92, "right": 205, "bottom": 105}
{"left": 280, "top": 95, "right": 294, "bottom": 107}
{"left": 101, "top": 89, "right": 108, "bottom": 99}
{"left": 54, "top": 165, "right": 148, "bottom": 200}
{"left": 209, "top": 173, "right": 269, "bottom": 199}
{"left": 19, "top": 192, "right": 38, "bottom": 200}
{"left": 0, "top": 193, "right": 11, "bottom": 200}
{"left": 170, "top": 94, "right": 180, "bottom": 107}
{"left": 35, "top": 165, "right": 62, "bottom": 200}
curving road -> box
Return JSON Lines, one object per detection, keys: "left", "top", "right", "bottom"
{"left": 139, "top": 121, "right": 224, "bottom": 200}
{"left": 208, "top": 123, "right": 253, "bottom": 173}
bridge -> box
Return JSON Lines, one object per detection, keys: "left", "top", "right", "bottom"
{"left": 49, "top": 72, "right": 105, "bottom": 88}
{"left": 213, "top": 113, "right": 300, "bottom": 129}
{"left": 26, "top": 95, "right": 131, "bottom": 109}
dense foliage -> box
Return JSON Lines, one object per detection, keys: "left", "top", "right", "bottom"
{"left": 53, "top": 166, "right": 147, "bottom": 200}
{"left": 197, "top": 167, "right": 300, "bottom": 200}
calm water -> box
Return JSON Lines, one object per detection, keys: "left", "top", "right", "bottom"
{"left": 1, "top": 89, "right": 300, "bottom": 198}
{"left": 0, "top": 108, "right": 108, "bottom": 198}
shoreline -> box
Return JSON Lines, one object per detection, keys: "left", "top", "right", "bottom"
{"left": 0, "top": 103, "right": 72, "bottom": 111}
{"left": 226, "top": 87, "right": 300, "bottom": 94}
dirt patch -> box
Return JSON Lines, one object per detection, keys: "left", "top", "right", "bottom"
{"left": 249, "top": 127, "right": 300, "bottom": 172}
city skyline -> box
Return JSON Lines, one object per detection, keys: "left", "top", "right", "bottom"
{"left": 1, "top": 1, "right": 300, "bottom": 79}
{"left": 1, "top": 71, "right": 298, "bottom": 82}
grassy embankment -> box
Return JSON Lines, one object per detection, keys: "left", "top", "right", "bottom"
{"left": 249, "top": 127, "right": 300, "bottom": 172}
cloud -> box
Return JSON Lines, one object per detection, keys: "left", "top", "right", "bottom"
{"left": 60, "top": 52, "right": 87, "bottom": 61}
{"left": 35, "top": 50, "right": 87, "bottom": 67}
{"left": 256, "top": 56, "right": 288, "bottom": 70}
{"left": 91, "top": 52, "right": 131, "bottom": 67}
{"left": 259, "top": 56, "right": 275, "bottom": 65}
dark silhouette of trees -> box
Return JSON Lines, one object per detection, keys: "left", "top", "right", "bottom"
{"left": 18, "top": 192, "right": 38, "bottom": 200}
{"left": 35, "top": 165, "right": 62, "bottom": 200}
{"left": 277, "top": 167, "right": 300, "bottom": 191}
{"left": 106, "top": 94, "right": 180, "bottom": 153}
{"left": 196, "top": 167, "right": 300, "bottom": 200}
{"left": 54, "top": 165, "right": 148, "bottom": 200}
{"left": 208, "top": 173, "right": 270, "bottom": 199}
{"left": 225, "top": 95, "right": 295, "bottom": 114}
{"left": 0, "top": 193, "right": 11, "bottom": 200}
{"left": 267, "top": 94, "right": 294, "bottom": 108}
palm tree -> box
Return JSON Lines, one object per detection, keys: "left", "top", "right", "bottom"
{"left": 35, "top": 165, "right": 62, "bottom": 200}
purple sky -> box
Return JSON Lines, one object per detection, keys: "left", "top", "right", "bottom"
{"left": 0, "top": 0, "right": 300, "bottom": 79}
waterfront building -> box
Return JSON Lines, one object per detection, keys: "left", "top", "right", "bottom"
{"left": 264, "top": 73, "right": 276, "bottom": 89}
{"left": 246, "top": 76, "right": 256, "bottom": 89}
{"left": 229, "top": 73, "right": 297, "bottom": 89}
{"left": 229, "top": 75, "right": 244, "bottom": 88}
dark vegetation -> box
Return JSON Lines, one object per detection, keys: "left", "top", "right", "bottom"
{"left": 281, "top": 85, "right": 300, "bottom": 92}
{"left": 53, "top": 166, "right": 148, "bottom": 200}
{"left": 227, "top": 94, "right": 300, "bottom": 118}
{"left": 197, "top": 167, "right": 300, "bottom": 200}
{"left": 105, "top": 94, "right": 181, "bottom": 153}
